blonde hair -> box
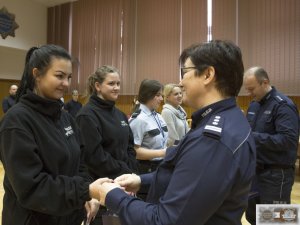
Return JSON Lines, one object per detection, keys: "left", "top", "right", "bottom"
{"left": 87, "top": 65, "right": 119, "bottom": 96}
{"left": 163, "top": 83, "right": 179, "bottom": 103}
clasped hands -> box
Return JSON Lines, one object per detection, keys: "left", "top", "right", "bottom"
{"left": 89, "top": 173, "right": 141, "bottom": 206}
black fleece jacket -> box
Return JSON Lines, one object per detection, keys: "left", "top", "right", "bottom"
{"left": 76, "top": 95, "right": 138, "bottom": 180}
{"left": 0, "top": 91, "right": 91, "bottom": 225}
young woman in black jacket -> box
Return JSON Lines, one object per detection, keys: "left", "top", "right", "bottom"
{"left": 0, "top": 45, "right": 110, "bottom": 225}
{"left": 76, "top": 65, "right": 138, "bottom": 224}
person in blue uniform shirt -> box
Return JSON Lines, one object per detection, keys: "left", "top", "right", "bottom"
{"left": 2, "top": 84, "right": 18, "bottom": 113}
{"left": 64, "top": 89, "right": 82, "bottom": 118}
{"left": 243, "top": 67, "right": 299, "bottom": 225}
{"left": 129, "top": 79, "right": 168, "bottom": 162}
{"left": 129, "top": 79, "right": 168, "bottom": 200}
{"left": 89, "top": 40, "right": 256, "bottom": 225}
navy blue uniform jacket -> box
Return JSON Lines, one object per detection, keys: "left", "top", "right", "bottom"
{"left": 105, "top": 98, "right": 256, "bottom": 225}
{"left": 246, "top": 87, "right": 299, "bottom": 166}
{"left": 2, "top": 95, "right": 15, "bottom": 113}
{"left": 64, "top": 99, "right": 82, "bottom": 118}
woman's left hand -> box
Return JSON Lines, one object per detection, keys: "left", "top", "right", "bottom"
{"left": 85, "top": 199, "right": 100, "bottom": 225}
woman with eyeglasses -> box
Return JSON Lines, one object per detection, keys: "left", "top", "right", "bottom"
{"left": 161, "top": 83, "right": 190, "bottom": 146}
{"left": 89, "top": 40, "right": 256, "bottom": 225}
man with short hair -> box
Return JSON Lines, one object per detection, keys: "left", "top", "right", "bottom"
{"left": 2, "top": 84, "right": 18, "bottom": 113}
{"left": 244, "top": 67, "right": 299, "bottom": 225}
{"left": 64, "top": 89, "right": 82, "bottom": 118}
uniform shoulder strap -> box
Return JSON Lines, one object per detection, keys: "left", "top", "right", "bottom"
{"left": 203, "top": 115, "right": 224, "bottom": 140}
{"left": 130, "top": 109, "right": 141, "bottom": 119}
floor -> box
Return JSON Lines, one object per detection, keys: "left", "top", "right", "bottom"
{"left": 0, "top": 162, "right": 299, "bottom": 224}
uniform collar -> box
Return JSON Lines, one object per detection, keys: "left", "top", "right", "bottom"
{"left": 20, "top": 89, "right": 63, "bottom": 121}
{"left": 140, "top": 104, "right": 155, "bottom": 116}
{"left": 259, "top": 86, "right": 276, "bottom": 105}
{"left": 191, "top": 97, "right": 236, "bottom": 129}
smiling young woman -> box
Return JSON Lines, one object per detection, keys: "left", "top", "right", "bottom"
{"left": 0, "top": 44, "right": 110, "bottom": 225}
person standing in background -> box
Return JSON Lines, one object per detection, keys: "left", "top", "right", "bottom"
{"left": 64, "top": 89, "right": 82, "bottom": 118}
{"left": 244, "top": 67, "right": 299, "bottom": 225}
{"left": 129, "top": 79, "right": 168, "bottom": 162}
{"left": 129, "top": 79, "right": 168, "bottom": 200}
{"left": 161, "top": 83, "right": 189, "bottom": 146}
{"left": 76, "top": 65, "right": 138, "bottom": 225}
{"left": 2, "top": 84, "right": 18, "bottom": 113}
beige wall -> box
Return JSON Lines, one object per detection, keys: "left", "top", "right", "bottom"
{"left": 0, "top": 0, "right": 47, "bottom": 80}
{"left": 0, "top": 0, "right": 47, "bottom": 50}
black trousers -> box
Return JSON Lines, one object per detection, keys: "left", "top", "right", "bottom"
{"left": 137, "top": 160, "right": 161, "bottom": 201}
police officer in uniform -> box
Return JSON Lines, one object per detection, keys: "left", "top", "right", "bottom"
{"left": 2, "top": 84, "right": 18, "bottom": 113}
{"left": 244, "top": 67, "right": 299, "bottom": 225}
{"left": 129, "top": 79, "right": 168, "bottom": 199}
{"left": 89, "top": 40, "right": 256, "bottom": 225}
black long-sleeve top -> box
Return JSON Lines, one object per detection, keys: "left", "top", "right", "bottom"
{"left": 0, "top": 91, "right": 91, "bottom": 225}
{"left": 76, "top": 95, "right": 138, "bottom": 180}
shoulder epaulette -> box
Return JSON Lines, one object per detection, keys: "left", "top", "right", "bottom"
{"left": 274, "top": 95, "right": 286, "bottom": 104}
{"left": 203, "top": 115, "right": 224, "bottom": 140}
{"left": 131, "top": 109, "right": 141, "bottom": 119}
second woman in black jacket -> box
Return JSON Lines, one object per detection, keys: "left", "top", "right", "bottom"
{"left": 76, "top": 65, "right": 138, "bottom": 224}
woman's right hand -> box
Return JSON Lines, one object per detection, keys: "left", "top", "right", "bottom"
{"left": 89, "top": 177, "right": 113, "bottom": 200}
{"left": 114, "top": 174, "right": 141, "bottom": 193}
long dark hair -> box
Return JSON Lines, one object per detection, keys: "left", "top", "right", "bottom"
{"left": 16, "top": 44, "right": 71, "bottom": 102}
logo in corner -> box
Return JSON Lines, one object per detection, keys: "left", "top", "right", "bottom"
{"left": 257, "top": 204, "right": 300, "bottom": 225}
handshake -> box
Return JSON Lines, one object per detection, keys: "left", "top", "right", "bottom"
{"left": 85, "top": 174, "right": 141, "bottom": 224}
{"left": 89, "top": 173, "right": 141, "bottom": 206}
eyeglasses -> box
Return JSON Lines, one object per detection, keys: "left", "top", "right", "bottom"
{"left": 180, "top": 66, "right": 197, "bottom": 78}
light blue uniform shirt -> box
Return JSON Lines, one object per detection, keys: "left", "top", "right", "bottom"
{"left": 129, "top": 104, "right": 168, "bottom": 157}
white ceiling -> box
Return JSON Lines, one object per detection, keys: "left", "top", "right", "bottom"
{"left": 32, "top": 0, "right": 77, "bottom": 7}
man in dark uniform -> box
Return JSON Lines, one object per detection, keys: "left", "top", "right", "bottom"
{"left": 89, "top": 40, "right": 256, "bottom": 225}
{"left": 2, "top": 84, "right": 18, "bottom": 113}
{"left": 64, "top": 89, "right": 82, "bottom": 118}
{"left": 244, "top": 67, "right": 299, "bottom": 225}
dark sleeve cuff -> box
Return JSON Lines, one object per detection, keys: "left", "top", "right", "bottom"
{"left": 106, "top": 188, "right": 129, "bottom": 212}
{"left": 140, "top": 172, "right": 154, "bottom": 186}
{"left": 79, "top": 181, "right": 92, "bottom": 202}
